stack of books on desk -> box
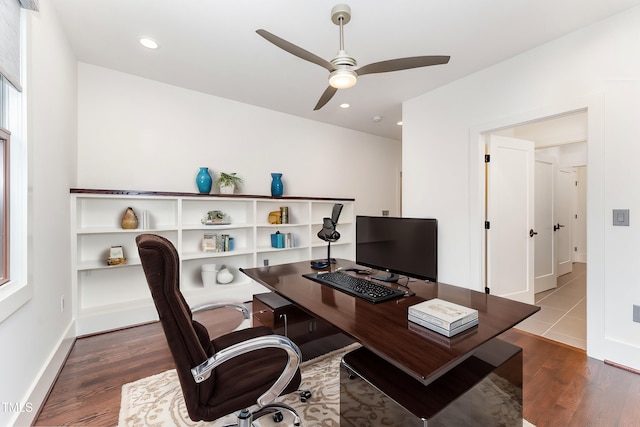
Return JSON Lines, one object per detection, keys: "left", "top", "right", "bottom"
{"left": 408, "top": 298, "right": 478, "bottom": 337}
{"left": 408, "top": 321, "right": 478, "bottom": 347}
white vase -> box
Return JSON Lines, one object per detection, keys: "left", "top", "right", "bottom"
{"left": 201, "top": 270, "right": 218, "bottom": 287}
{"left": 201, "top": 263, "right": 217, "bottom": 271}
{"left": 219, "top": 184, "right": 235, "bottom": 194}
{"left": 201, "top": 264, "right": 218, "bottom": 286}
{"left": 216, "top": 268, "right": 234, "bottom": 284}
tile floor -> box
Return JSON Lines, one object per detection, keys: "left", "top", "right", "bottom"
{"left": 515, "top": 262, "right": 587, "bottom": 350}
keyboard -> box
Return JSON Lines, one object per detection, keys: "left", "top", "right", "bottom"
{"left": 303, "top": 271, "right": 406, "bottom": 303}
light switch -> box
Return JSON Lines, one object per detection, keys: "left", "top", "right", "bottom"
{"left": 613, "top": 209, "right": 629, "bottom": 226}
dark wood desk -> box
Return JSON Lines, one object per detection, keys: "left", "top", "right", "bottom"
{"left": 241, "top": 259, "right": 539, "bottom": 386}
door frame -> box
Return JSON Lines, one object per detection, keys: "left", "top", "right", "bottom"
{"left": 468, "top": 94, "right": 604, "bottom": 358}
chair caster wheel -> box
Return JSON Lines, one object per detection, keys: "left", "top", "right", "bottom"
{"left": 272, "top": 411, "right": 283, "bottom": 423}
{"left": 300, "top": 389, "right": 312, "bottom": 402}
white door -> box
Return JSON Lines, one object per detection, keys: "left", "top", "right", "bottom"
{"left": 556, "top": 168, "right": 575, "bottom": 276}
{"left": 486, "top": 135, "right": 535, "bottom": 304}
{"left": 534, "top": 158, "right": 556, "bottom": 293}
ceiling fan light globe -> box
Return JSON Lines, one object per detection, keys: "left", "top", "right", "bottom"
{"left": 329, "top": 69, "right": 357, "bottom": 89}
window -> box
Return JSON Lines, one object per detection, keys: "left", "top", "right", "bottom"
{"left": 0, "top": 69, "right": 29, "bottom": 323}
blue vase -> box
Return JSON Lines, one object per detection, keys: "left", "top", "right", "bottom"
{"left": 196, "top": 167, "right": 212, "bottom": 194}
{"left": 271, "top": 173, "right": 283, "bottom": 197}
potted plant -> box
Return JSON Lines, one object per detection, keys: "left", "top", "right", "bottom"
{"left": 216, "top": 172, "right": 242, "bottom": 194}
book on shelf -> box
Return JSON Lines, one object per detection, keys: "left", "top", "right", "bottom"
{"left": 408, "top": 298, "right": 478, "bottom": 337}
{"left": 270, "top": 231, "right": 295, "bottom": 249}
{"left": 201, "top": 233, "right": 233, "bottom": 252}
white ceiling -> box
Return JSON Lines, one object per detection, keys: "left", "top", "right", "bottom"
{"left": 50, "top": 0, "right": 640, "bottom": 140}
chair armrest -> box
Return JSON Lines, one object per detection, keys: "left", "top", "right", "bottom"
{"left": 191, "top": 334, "right": 301, "bottom": 407}
{"left": 191, "top": 302, "right": 250, "bottom": 320}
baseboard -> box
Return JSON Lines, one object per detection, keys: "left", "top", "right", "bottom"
{"left": 12, "top": 320, "right": 76, "bottom": 427}
{"left": 605, "top": 359, "right": 640, "bottom": 375}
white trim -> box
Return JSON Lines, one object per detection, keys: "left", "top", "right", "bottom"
{"left": 0, "top": 35, "right": 29, "bottom": 324}
{"left": 468, "top": 94, "right": 604, "bottom": 359}
{"left": 0, "top": 280, "right": 31, "bottom": 323}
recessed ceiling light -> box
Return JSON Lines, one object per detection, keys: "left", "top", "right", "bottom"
{"left": 340, "top": 103, "right": 350, "bottom": 109}
{"left": 139, "top": 37, "right": 158, "bottom": 49}
{"left": 372, "top": 115, "right": 382, "bottom": 122}
{"left": 397, "top": 121, "right": 403, "bottom": 126}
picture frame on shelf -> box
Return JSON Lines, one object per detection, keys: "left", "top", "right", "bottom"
{"left": 109, "top": 246, "right": 124, "bottom": 258}
{"left": 107, "top": 245, "right": 126, "bottom": 266}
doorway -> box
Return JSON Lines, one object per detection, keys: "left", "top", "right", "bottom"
{"left": 484, "top": 111, "right": 588, "bottom": 350}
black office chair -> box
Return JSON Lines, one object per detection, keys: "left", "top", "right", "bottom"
{"left": 136, "top": 233, "right": 302, "bottom": 426}
{"left": 311, "top": 204, "right": 343, "bottom": 269}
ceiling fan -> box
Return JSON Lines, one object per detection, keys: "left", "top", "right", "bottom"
{"left": 256, "top": 4, "right": 450, "bottom": 110}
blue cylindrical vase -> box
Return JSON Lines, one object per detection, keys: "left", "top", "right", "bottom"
{"left": 271, "top": 173, "right": 283, "bottom": 197}
{"left": 196, "top": 167, "right": 212, "bottom": 194}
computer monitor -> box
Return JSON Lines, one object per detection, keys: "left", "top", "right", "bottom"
{"left": 355, "top": 216, "right": 437, "bottom": 282}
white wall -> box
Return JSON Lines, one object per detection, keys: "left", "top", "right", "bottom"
{"left": 77, "top": 63, "right": 401, "bottom": 217}
{"left": 403, "top": 5, "right": 640, "bottom": 370}
{"left": 0, "top": 2, "right": 77, "bottom": 426}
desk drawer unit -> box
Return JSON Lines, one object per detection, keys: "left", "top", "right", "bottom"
{"left": 253, "top": 292, "right": 313, "bottom": 334}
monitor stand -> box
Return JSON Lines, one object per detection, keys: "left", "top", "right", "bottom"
{"left": 371, "top": 272, "right": 400, "bottom": 283}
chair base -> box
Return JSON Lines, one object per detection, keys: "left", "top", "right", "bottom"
{"left": 224, "top": 403, "right": 301, "bottom": 427}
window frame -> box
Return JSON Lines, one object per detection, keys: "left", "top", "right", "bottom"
{"left": 0, "top": 127, "right": 8, "bottom": 285}
{"left": 0, "top": 8, "right": 29, "bottom": 324}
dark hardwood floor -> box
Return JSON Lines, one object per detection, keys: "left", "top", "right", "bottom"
{"left": 34, "top": 307, "right": 244, "bottom": 427}
{"left": 34, "top": 309, "right": 640, "bottom": 427}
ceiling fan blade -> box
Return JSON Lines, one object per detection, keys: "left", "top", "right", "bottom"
{"left": 314, "top": 86, "right": 338, "bottom": 110}
{"left": 356, "top": 56, "right": 450, "bottom": 76}
{"left": 256, "top": 29, "right": 336, "bottom": 73}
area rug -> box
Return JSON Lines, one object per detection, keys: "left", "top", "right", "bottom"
{"left": 118, "top": 344, "right": 358, "bottom": 427}
{"left": 118, "top": 343, "right": 535, "bottom": 426}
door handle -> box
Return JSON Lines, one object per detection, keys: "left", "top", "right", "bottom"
{"left": 553, "top": 223, "right": 566, "bottom": 231}
{"left": 529, "top": 229, "right": 538, "bottom": 237}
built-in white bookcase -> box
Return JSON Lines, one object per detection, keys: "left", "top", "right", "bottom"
{"left": 71, "top": 189, "right": 354, "bottom": 335}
